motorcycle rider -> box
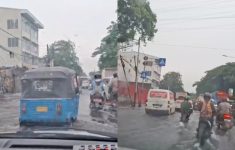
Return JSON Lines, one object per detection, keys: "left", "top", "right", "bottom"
{"left": 180, "top": 96, "right": 193, "bottom": 121}
{"left": 196, "top": 92, "right": 216, "bottom": 136}
{"left": 108, "top": 73, "right": 118, "bottom": 103}
{"left": 90, "top": 74, "right": 105, "bottom": 105}
{"left": 216, "top": 97, "right": 231, "bottom": 123}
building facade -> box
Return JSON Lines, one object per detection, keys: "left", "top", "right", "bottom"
{"left": 101, "top": 67, "right": 117, "bottom": 78}
{"left": 0, "top": 7, "right": 44, "bottom": 68}
{"left": 118, "top": 50, "right": 162, "bottom": 104}
{"left": 118, "top": 51, "right": 161, "bottom": 86}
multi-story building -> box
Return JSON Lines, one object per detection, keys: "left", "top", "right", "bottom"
{"left": 0, "top": 7, "right": 44, "bottom": 68}
{"left": 118, "top": 50, "right": 162, "bottom": 104}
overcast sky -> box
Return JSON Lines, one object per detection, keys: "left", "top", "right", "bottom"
{"left": 0, "top": 0, "right": 116, "bottom": 74}
{"left": 141, "top": 0, "right": 235, "bottom": 92}
{"left": 1, "top": 0, "right": 235, "bottom": 92}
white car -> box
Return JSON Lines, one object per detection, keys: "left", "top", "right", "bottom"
{"left": 81, "top": 80, "right": 90, "bottom": 89}
{"left": 145, "top": 89, "right": 176, "bottom": 115}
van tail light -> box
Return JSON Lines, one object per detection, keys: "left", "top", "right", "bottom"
{"left": 21, "top": 104, "right": 26, "bottom": 113}
{"left": 223, "top": 114, "right": 232, "bottom": 120}
{"left": 56, "top": 104, "right": 62, "bottom": 115}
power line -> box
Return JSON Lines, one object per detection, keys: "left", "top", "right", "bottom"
{"left": 0, "top": 27, "right": 46, "bottom": 54}
{"left": 0, "top": 27, "right": 43, "bottom": 60}
{"left": 160, "top": 16, "right": 235, "bottom": 22}
{"left": 155, "top": 0, "right": 235, "bottom": 14}
{"left": 151, "top": 43, "right": 235, "bottom": 52}
{"left": 158, "top": 23, "right": 235, "bottom": 31}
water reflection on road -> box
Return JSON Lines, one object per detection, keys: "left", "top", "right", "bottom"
{"left": 0, "top": 90, "right": 117, "bottom": 134}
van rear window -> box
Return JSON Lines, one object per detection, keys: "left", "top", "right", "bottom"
{"left": 150, "top": 91, "right": 167, "bottom": 98}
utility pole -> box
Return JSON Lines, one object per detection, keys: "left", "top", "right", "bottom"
{"left": 140, "top": 64, "right": 146, "bottom": 107}
{"left": 133, "top": 38, "right": 141, "bottom": 108}
{"left": 46, "top": 44, "right": 50, "bottom": 67}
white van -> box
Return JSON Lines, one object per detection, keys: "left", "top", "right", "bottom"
{"left": 145, "top": 89, "right": 175, "bottom": 115}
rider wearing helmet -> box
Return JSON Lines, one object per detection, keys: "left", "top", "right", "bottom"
{"left": 90, "top": 73, "right": 105, "bottom": 103}
{"left": 196, "top": 92, "right": 216, "bottom": 135}
{"left": 180, "top": 96, "right": 193, "bottom": 121}
{"left": 217, "top": 96, "right": 231, "bottom": 122}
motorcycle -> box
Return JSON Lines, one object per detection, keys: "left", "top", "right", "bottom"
{"left": 90, "top": 92, "right": 104, "bottom": 110}
{"left": 180, "top": 108, "right": 193, "bottom": 123}
{"left": 217, "top": 113, "right": 233, "bottom": 131}
{"left": 197, "top": 119, "right": 212, "bottom": 146}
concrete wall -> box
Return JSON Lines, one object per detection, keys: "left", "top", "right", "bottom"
{"left": 0, "top": 67, "right": 27, "bottom": 93}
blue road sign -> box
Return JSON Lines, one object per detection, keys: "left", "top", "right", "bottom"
{"left": 141, "top": 71, "right": 146, "bottom": 79}
{"left": 141, "top": 71, "right": 151, "bottom": 79}
{"left": 158, "top": 58, "right": 166, "bottom": 66}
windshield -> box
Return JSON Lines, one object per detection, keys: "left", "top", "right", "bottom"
{"left": 0, "top": 0, "right": 117, "bottom": 141}
{"left": 149, "top": 91, "right": 168, "bottom": 99}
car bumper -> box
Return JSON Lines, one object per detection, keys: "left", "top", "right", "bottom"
{"left": 145, "top": 108, "right": 169, "bottom": 115}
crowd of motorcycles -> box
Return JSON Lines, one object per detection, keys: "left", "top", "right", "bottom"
{"left": 180, "top": 103, "right": 234, "bottom": 147}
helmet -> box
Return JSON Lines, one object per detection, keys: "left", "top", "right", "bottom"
{"left": 204, "top": 92, "right": 211, "bottom": 100}
{"left": 94, "top": 74, "right": 101, "bottom": 79}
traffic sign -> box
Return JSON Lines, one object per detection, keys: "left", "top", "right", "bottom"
{"left": 141, "top": 71, "right": 146, "bottom": 79}
{"left": 143, "top": 61, "right": 153, "bottom": 66}
{"left": 145, "top": 71, "right": 151, "bottom": 76}
{"left": 158, "top": 58, "right": 166, "bottom": 66}
{"left": 144, "top": 56, "right": 148, "bottom": 60}
{"left": 141, "top": 71, "right": 151, "bottom": 79}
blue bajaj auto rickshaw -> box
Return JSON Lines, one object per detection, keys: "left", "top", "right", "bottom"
{"left": 19, "top": 67, "right": 79, "bottom": 125}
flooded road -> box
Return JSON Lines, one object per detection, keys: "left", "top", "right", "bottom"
{"left": 118, "top": 107, "right": 235, "bottom": 150}
{"left": 0, "top": 90, "right": 117, "bottom": 134}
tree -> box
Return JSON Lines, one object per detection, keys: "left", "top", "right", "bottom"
{"left": 117, "top": 0, "right": 157, "bottom": 43}
{"left": 160, "top": 72, "right": 184, "bottom": 93}
{"left": 46, "top": 40, "right": 84, "bottom": 75}
{"left": 92, "top": 21, "right": 118, "bottom": 70}
{"left": 193, "top": 62, "right": 235, "bottom": 94}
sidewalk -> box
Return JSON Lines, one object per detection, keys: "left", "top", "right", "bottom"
{"left": 0, "top": 93, "right": 20, "bottom": 100}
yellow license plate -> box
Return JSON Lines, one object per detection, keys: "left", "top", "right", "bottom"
{"left": 36, "top": 106, "right": 48, "bottom": 112}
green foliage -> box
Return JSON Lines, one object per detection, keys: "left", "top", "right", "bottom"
{"left": 117, "top": 0, "right": 157, "bottom": 43}
{"left": 160, "top": 72, "right": 184, "bottom": 93}
{"left": 193, "top": 62, "right": 235, "bottom": 94}
{"left": 92, "top": 21, "right": 118, "bottom": 70}
{"left": 47, "top": 40, "right": 84, "bottom": 75}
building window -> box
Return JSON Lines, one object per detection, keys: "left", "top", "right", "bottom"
{"left": 7, "top": 19, "right": 18, "bottom": 29}
{"left": 8, "top": 38, "right": 19, "bottom": 47}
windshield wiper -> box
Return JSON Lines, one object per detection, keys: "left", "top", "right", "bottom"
{"left": 0, "top": 130, "right": 117, "bottom": 142}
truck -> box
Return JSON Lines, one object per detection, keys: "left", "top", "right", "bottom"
{"left": 175, "top": 92, "right": 188, "bottom": 111}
